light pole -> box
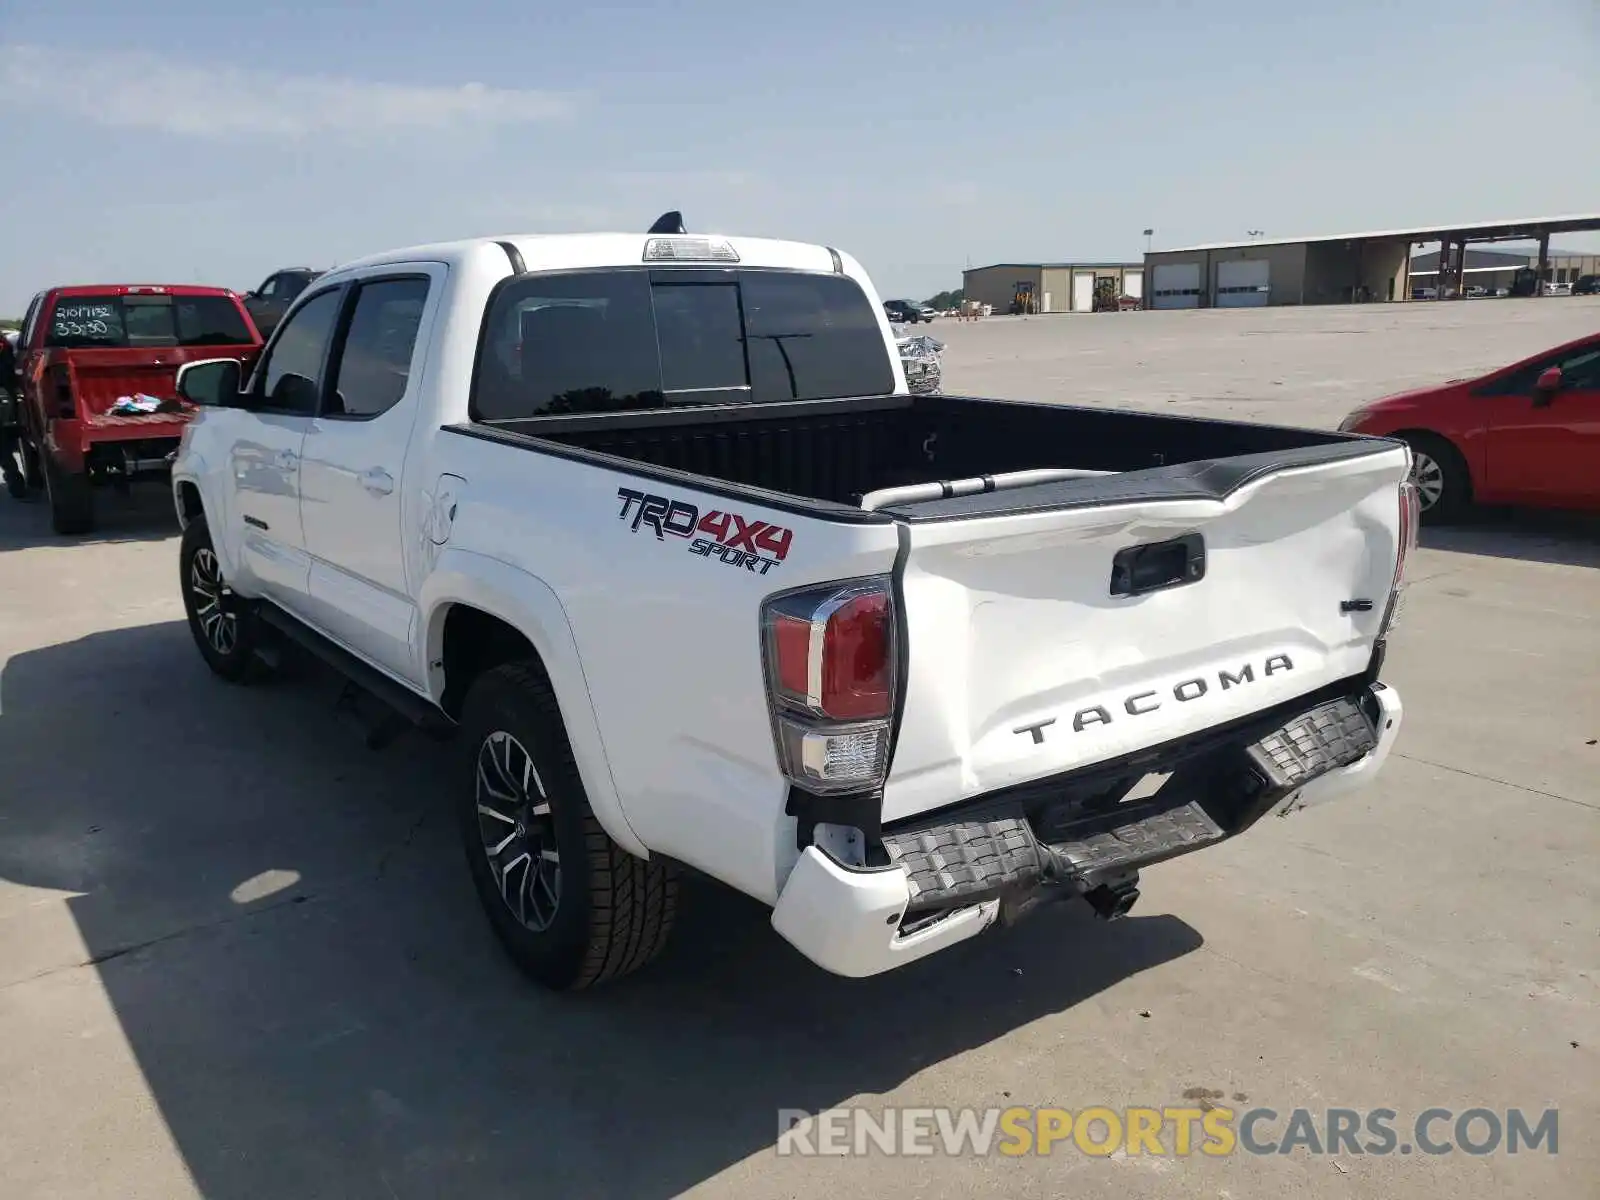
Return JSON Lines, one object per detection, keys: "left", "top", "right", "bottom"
{"left": 1142, "top": 228, "right": 1154, "bottom": 254}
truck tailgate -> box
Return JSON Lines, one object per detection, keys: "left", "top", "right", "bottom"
{"left": 882, "top": 443, "right": 1410, "bottom": 822}
{"left": 69, "top": 360, "right": 185, "bottom": 424}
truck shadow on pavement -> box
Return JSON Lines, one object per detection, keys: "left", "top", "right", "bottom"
{"left": 0, "top": 487, "right": 179, "bottom": 552}
{"left": 1419, "top": 509, "right": 1600, "bottom": 569}
{"left": 0, "top": 621, "right": 1203, "bottom": 1200}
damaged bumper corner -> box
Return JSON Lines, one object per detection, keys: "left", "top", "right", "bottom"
{"left": 769, "top": 845, "right": 1001, "bottom": 978}
{"left": 770, "top": 682, "right": 1404, "bottom": 979}
{"left": 1267, "top": 682, "right": 1402, "bottom": 817}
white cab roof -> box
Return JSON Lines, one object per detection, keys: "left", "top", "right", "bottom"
{"left": 321, "top": 232, "right": 850, "bottom": 280}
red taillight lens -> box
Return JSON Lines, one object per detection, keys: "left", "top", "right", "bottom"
{"left": 772, "top": 612, "right": 814, "bottom": 699}
{"left": 762, "top": 578, "right": 897, "bottom": 792}
{"left": 765, "top": 582, "right": 894, "bottom": 721}
{"left": 820, "top": 592, "right": 891, "bottom": 720}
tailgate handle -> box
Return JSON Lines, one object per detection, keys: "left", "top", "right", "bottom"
{"left": 1110, "top": 533, "right": 1206, "bottom": 598}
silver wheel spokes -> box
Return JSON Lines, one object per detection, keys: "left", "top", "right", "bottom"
{"left": 1411, "top": 452, "right": 1445, "bottom": 511}
{"left": 475, "top": 730, "right": 559, "bottom": 932}
{"left": 190, "top": 548, "right": 239, "bottom": 656}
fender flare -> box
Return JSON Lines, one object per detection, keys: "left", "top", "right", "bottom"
{"left": 170, "top": 463, "right": 245, "bottom": 583}
{"left": 171, "top": 469, "right": 202, "bottom": 531}
{"left": 419, "top": 549, "right": 649, "bottom": 860}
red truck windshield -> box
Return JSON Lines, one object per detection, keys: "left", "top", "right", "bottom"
{"left": 47, "top": 294, "right": 255, "bottom": 350}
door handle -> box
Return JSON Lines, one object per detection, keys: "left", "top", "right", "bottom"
{"left": 275, "top": 449, "right": 298, "bottom": 469}
{"left": 360, "top": 468, "right": 395, "bottom": 496}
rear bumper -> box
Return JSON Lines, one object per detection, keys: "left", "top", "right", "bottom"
{"left": 45, "top": 417, "right": 188, "bottom": 472}
{"left": 771, "top": 682, "right": 1403, "bottom": 978}
{"left": 1266, "top": 682, "right": 1402, "bottom": 817}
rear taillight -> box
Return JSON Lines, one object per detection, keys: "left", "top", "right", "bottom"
{"left": 1379, "top": 478, "right": 1421, "bottom": 637}
{"left": 48, "top": 366, "right": 75, "bottom": 418}
{"left": 761, "top": 579, "right": 896, "bottom": 793}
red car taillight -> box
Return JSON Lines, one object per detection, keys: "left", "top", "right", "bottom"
{"left": 1379, "top": 478, "right": 1421, "bottom": 637}
{"left": 762, "top": 579, "right": 896, "bottom": 793}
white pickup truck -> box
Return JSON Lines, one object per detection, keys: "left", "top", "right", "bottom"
{"left": 170, "top": 214, "right": 1416, "bottom": 991}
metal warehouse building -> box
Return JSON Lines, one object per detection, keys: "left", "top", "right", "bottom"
{"left": 962, "top": 261, "right": 1145, "bottom": 315}
{"left": 1144, "top": 233, "right": 1411, "bottom": 308}
{"left": 1141, "top": 212, "right": 1600, "bottom": 309}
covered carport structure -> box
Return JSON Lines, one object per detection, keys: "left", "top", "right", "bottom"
{"left": 1143, "top": 212, "right": 1600, "bottom": 308}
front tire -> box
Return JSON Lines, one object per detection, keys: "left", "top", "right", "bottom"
{"left": 179, "top": 517, "right": 262, "bottom": 681}
{"left": 458, "top": 661, "right": 679, "bottom": 991}
{"left": 1403, "top": 432, "right": 1471, "bottom": 524}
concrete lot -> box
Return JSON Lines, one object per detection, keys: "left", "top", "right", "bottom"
{"left": 937, "top": 294, "right": 1600, "bottom": 429}
{"left": 1, "top": 299, "right": 1596, "bottom": 1200}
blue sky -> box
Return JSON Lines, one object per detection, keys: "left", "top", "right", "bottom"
{"left": 2, "top": 0, "right": 1596, "bottom": 312}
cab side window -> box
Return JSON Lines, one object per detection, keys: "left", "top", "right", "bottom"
{"left": 324, "top": 278, "right": 430, "bottom": 418}
{"left": 254, "top": 289, "right": 343, "bottom": 415}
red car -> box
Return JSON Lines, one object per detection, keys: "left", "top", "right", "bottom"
{"left": 14, "top": 284, "right": 263, "bottom": 534}
{"left": 1338, "top": 331, "right": 1600, "bottom": 521}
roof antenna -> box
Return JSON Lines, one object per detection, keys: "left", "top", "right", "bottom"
{"left": 648, "top": 210, "right": 686, "bottom": 235}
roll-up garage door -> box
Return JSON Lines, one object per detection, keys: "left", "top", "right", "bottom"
{"left": 1122, "top": 270, "right": 1143, "bottom": 300}
{"left": 1216, "top": 260, "right": 1270, "bottom": 307}
{"left": 1151, "top": 263, "right": 1201, "bottom": 309}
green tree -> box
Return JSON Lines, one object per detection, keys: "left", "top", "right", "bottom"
{"left": 923, "top": 288, "right": 963, "bottom": 311}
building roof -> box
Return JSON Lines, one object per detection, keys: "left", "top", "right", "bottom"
{"left": 965, "top": 261, "right": 1143, "bottom": 273}
{"left": 1158, "top": 212, "right": 1600, "bottom": 254}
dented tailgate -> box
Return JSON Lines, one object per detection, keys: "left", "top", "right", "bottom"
{"left": 882, "top": 442, "right": 1411, "bottom": 822}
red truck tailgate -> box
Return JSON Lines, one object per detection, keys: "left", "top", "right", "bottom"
{"left": 68, "top": 352, "right": 183, "bottom": 419}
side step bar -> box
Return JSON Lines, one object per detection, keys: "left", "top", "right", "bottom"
{"left": 258, "top": 603, "right": 456, "bottom": 740}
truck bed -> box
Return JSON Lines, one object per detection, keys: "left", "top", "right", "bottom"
{"left": 453, "top": 393, "right": 1389, "bottom": 520}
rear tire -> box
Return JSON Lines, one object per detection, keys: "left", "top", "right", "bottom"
{"left": 43, "top": 456, "right": 93, "bottom": 534}
{"left": 1402, "top": 432, "right": 1471, "bottom": 524}
{"left": 20, "top": 439, "right": 42, "bottom": 491}
{"left": 179, "top": 516, "right": 263, "bottom": 682}
{"left": 457, "top": 661, "right": 679, "bottom": 991}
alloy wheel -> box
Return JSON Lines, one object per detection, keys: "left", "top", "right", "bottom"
{"left": 1410, "top": 450, "right": 1445, "bottom": 512}
{"left": 189, "top": 547, "right": 239, "bottom": 656}
{"left": 475, "top": 730, "right": 561, "bottom": 932}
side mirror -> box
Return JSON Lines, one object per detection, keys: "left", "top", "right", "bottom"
{"left": 177, "top": 358, "right": 243, "bottom": 408}
{"left": 1533, "top": 366, "right": 1563, "bottom": 405}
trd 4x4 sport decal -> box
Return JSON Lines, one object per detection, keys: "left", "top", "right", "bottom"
{"left": 615, "top": 488, "right": 793, "bottom": 575}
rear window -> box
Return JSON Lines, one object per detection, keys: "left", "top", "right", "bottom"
{"left": 46, "top": 294, "right": 255, "bottom": 350}
{"left": 472, "top": 268, "right": 894, "bottom": 421}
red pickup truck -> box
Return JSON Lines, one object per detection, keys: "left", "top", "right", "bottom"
{"left": 14, "top": 284, "right": 263, "bottom": 534}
